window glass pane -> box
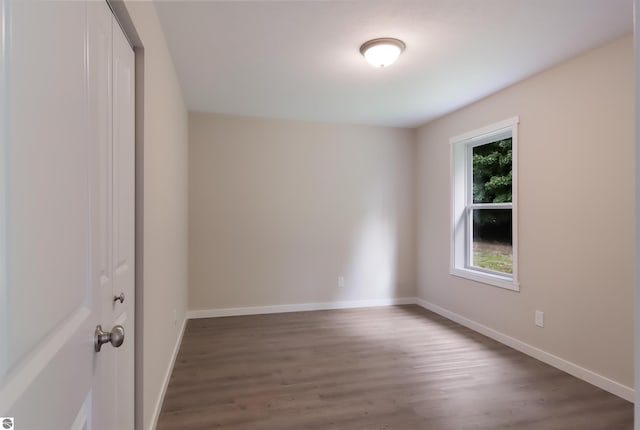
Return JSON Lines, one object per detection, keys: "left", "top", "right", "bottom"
{"left": 471, "top": 208, "right": 512, "bottom": 274}
{"left": 473, "top": 138, "right": 512, "bottom": 204}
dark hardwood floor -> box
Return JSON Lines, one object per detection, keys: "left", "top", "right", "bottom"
{"left": 156, "top": 305, "right": 632, "bottom": 429}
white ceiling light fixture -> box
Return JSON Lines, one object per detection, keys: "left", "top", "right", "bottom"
{"left": 360, "top": 38, "right": 406, "bottom": 68}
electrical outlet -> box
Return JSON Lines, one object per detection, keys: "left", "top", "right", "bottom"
{"left": 338, "top": 276, "right": 345, "bottom": 288}
{"left": 173, "top": 309, "right": 177, "bottom": 326}
{"left": 535, "top": 310, "right": 544, "bottom": 328}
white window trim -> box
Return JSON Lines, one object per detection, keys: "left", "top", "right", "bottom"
{"left": 450, "top": 116, "right": 519, "bottom": 291}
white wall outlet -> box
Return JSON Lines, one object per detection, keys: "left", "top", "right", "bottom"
{"left": 173, "top": 309, "right": 177, "bottom": 326}
{"left": 535, "top": 310, "right": 544, "bottom": 327}
{"left": 338, "top": 276, "right": 345, "bottom": 288}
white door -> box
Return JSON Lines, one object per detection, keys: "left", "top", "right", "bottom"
{"left": 110, "top": 10, "right": 136, "bottom": 430}
{"left": 0, "top": 1, "right": 135, "bottom": 429}
{"left": 89, "top": 2, "right": 136, "bottom": 429}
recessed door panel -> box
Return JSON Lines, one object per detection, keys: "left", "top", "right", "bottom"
{"left": 5, "top": 0, "right": 91, "bottom": 373}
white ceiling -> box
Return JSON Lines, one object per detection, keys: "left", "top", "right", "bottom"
{"left": 154, "top": 0, "right": 633, "bottom": 128}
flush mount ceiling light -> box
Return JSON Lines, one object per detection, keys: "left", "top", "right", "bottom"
{"left": 359, "top": 38, "right": 406, "bottom": 68}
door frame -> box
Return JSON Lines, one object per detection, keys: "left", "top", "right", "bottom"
{"left": 634, "top": 0, "right": 639, "bottom": 427}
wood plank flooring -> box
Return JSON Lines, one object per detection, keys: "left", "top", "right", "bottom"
{"left": 157, "top": 305, "right": 632, "bottom": 429}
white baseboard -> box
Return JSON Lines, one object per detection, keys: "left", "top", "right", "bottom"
{"left": 149, "top": 315, "right": 187, "bottom": 430}
{"left": 416, "top": 298, "right": 634, "bottom": 403}
{"left": 186, "top": 297, "right": 416, "bottom": 319}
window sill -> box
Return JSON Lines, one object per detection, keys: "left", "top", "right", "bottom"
{"left": 450, "top": 267, "right": 520, "bottom": 292}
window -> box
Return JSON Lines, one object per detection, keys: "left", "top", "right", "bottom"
{"left": 450, "top": 117, "right": 519, "bottom": 291}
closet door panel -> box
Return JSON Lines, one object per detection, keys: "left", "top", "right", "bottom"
{"left": 112, "top": 17, "right": 136, "bottom": 430}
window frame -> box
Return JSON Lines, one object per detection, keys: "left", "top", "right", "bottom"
{"left": 450, "top": 117, "right": 519, "bottom": 291}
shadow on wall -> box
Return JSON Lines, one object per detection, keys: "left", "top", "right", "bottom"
{"left": 338, "top": 180, "right": 400, "bottom": 302}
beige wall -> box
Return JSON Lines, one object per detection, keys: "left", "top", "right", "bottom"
{"left": 107, "top": 4, "right": 633, "bottom": 423}
{"left": 189, "top": 113, "right": 416, "bottom": 310}
{"left": 416, "top": 36, "right": 634, "bottom": 387}
{"left": 119, "top": 3, "right": 189, "bottom": 430}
